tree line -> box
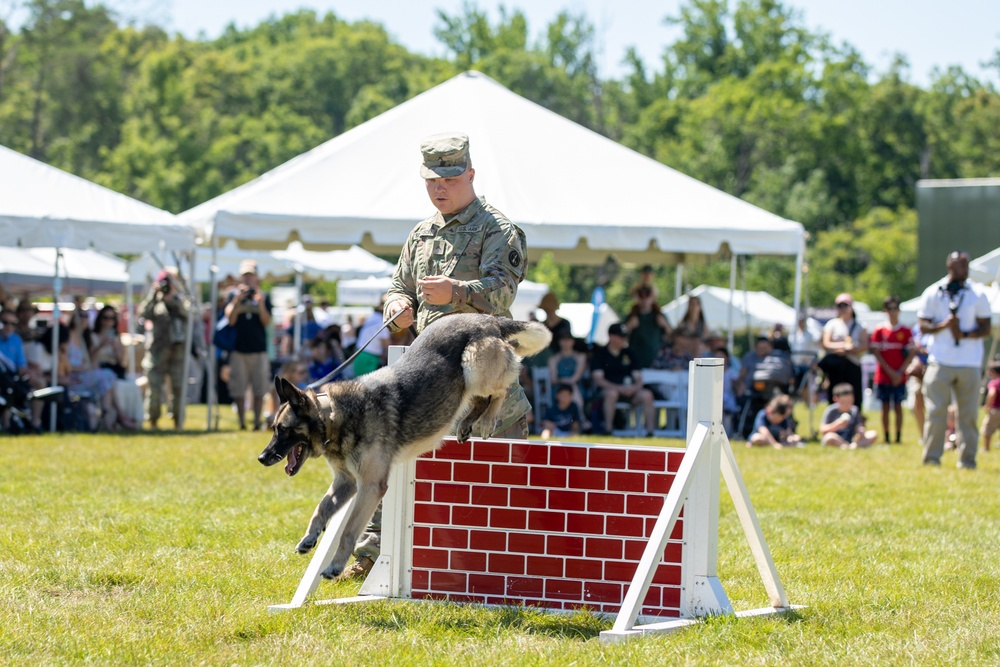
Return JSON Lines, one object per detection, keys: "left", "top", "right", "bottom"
{"left": 1, "top": 0, "right": 998, "bottom": 316}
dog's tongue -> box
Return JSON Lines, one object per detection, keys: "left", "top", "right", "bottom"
{"left": 284, "top": 446, "right": 299, "bottom": 475}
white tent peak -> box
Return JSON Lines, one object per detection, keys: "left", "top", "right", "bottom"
{"left": 181, "top": 71, "right": 804, "bottom": 263}
{"left": 0, "top": 144, "right": 193, "bottom": 252}
{"left": 662, "top": 285, "right": 797, "bottom": 332}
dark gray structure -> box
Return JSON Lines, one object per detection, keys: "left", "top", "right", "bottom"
{"left": 916, "top": 178, "right": 1000, "bottom": 291}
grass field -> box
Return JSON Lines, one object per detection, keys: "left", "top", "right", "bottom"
{"left": 2, "top": 404, "right": 999, "bottom": 666}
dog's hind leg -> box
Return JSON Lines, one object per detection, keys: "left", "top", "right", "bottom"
{"left": 456, "top": 396, "right": 491, "bottom": 443}
{"left": 322, "top": 474, "right": 390, "bottom": 579}
{"left": 296, "top": 472, "right": 357, "bottom": 554}
{"left": 471, "top": 391, "right": 507, "bottom": 438}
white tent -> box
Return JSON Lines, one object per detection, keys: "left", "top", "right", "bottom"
{"left": 181, "top": 71, "right": 805, "bottom": 267}
{"left": 126, "top": 242, "right": 394, "bottom": 285}
{"left": 0, "top": 145, "right": 193, "bottom": 252}
{"left": 0, "top": 248, "right": 136, "bottom": 295}
{"left": 337, "top": 276, "right": 550, "bottom": 323}
{"left": 556, "top": 302, "right": 620, "bottom": 345}
{"left": 662, "top": 285, "right": 797, "bottom": 333}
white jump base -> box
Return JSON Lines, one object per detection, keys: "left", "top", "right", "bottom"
{"left": 268, "top": 356, "right": 800, "bottom": 643}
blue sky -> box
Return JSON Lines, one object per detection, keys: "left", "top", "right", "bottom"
{"left": 161, "top": 0, "right": 1000, "bottom": 87}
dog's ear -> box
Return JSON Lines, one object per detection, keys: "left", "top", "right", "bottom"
{"left": 275, "top": 377, "right": 307, "bottom": 408}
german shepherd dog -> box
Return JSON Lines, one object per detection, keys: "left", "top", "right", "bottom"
{"left": 258, "top": 313, "right": 551, "bottom": 578}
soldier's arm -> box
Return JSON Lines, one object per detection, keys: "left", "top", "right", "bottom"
{"left": 451, "top": 220, "right": 526, "bottom": 314}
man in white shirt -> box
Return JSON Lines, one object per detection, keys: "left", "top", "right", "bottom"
{"left": 917, "top": 251, "right": 992, "bottom": 469}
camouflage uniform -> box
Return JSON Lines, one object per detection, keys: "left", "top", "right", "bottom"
{"left": 384, "top": 195, "right": 530, "bottom": 436}
{"left": 139, "top": 285, "right": 190, "bottom": 426}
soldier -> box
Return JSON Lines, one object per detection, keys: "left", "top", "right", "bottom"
{"left": 349, "top": 132, "right": 529, "bottom": 578}
{"left": 384, "top": 131, "right": 530, "bottom": 437}
{"left": 139, "top": 267, "right": 190, "bottom": 430}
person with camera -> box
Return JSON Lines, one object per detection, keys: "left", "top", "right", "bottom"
{"left": 139, "top": 267, "right": 190, "bottom": 430}
{"left": 224, "top": 259, "right": 272, "bottom": 431}
{"left": 917, "top": 250, "right": 992, "bottom": 469}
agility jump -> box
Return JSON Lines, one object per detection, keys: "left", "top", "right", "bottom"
{"left": 268, "top": 356, "right": 797, "bottom": 642}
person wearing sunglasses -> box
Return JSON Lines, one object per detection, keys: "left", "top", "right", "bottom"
{"left": 819, "top": 293, "right": 867, "bottom": 407}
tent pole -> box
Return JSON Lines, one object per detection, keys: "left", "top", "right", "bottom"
{"left": 675, "top": 264, "right": 683, "bottom": 303}
{"left": 207, "top": 235, "right": 219, "bottom": 432}
{"left": 177, "top": 251, "right": 196, "bottom": 430}
{"left": 48, "top": 250, "right": 63, "bottom": 433}
{"left": 125, "top": 260, "right": 136, "bottom": 378}
{"left": 791, "top": 239, "right": 804, "bottom": 348}
{"left": 294, "top": 268, "right": 303, "bottom": 356}
{"left": 728, "top": 254, "right": 737, "bottom": 352}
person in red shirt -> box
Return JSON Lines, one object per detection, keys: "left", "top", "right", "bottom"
{"left": 870, "top": 296, "right": 916, "bottom": 444}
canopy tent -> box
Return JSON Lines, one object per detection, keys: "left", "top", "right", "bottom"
{"left": 0, "top": 247, "right": 136, "bottom": 295}
{"left": 126, "top": 242, "right": 394, "bottom": 285}
{"left": 0, "top": 145, "right": 193, "bottom": 252}
{"left": 662, "top": 285, "right": 797, "bottom": 333}
{"left": 181, "top": 70, "right": 805, "bottom": 267}
{"left": 336, "top": 276, "right": 550, "bottom": 323}
{"left": 969, "top": 246, "right": 1000, "bottom": 284}
{"left": 0, "top": 143, "right": 196, "bottom": 431}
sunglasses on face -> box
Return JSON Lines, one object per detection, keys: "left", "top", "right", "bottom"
{"left": 1, "top": 320, "right": 16, "bottom": 326}
{"left": 101, "top": 315, "right": 117, "bottom": 320}
{"left": 834, "top": 391, "right": 852, "bottom": 397}
{"left": 836, "top": 303, "right": 850, "bottom": 308}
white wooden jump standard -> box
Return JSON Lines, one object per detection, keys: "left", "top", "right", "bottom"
{"left": 269, "top": 354, "right": 798, "bottom": 642}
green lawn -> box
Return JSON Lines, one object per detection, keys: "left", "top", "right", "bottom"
{"left": 1, "top": 404, "right": 998, "bottom": 666}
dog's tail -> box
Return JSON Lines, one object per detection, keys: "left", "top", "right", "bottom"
{"left": 497, "top": 319, "right": 552, "bottom": 359}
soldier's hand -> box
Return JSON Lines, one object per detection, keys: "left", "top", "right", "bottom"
{"left": 386, "top": 302, "right": 414, "bottom": 329}
{"left": 419, "top": 275, "right": 456, "bottom": 305}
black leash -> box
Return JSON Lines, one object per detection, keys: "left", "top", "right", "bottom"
{"left": 306, "top": 306, "right": 410, "bottom": 390}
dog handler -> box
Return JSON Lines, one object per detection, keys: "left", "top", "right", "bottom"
{"left": 349, "top": 133, "right": 530, "bottom": 578}
{"left": 384, "top": 131, "right": 530, "bottom": 439}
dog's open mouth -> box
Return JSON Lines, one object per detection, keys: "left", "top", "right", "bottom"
{"left": 284, "top": 444, "right": 306, "bottom": 476}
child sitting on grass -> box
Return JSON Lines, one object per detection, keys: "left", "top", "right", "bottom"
{"left": 540, "top": 383, "right": 583, "bottom": 440}
{"left": 979, "top": 361, "right": 1000, "bottom": 452}
{"left": 821, "top": 382, "right": 877, "bottom": 448}
{"left": 748, "top": 394, "right": 802, "bottom": 448}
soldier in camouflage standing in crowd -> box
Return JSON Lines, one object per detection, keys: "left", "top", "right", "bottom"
{"left": 345, "top": 131, "right": 530, "bottom": 578}
{"left": 139, "top": 267, "right": 190, "bottom": 430}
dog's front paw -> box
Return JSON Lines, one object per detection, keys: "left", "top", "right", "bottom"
{"left": 296, "top": 533, "right": 319, "bottom": 554}
{"left": 457, "top": 423, "right": 473, "bottom": 444}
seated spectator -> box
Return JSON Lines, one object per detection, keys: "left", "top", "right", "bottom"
{"left": 820, "top": 382, "right": 877, "bottom": 448}
{"left": 307, "top": 337, "right": 341, "bottom": 384}
{"left": 1, "top": 308, "right": 34, "bottom": 433}
{"left": 651, "top": 340, "right": 689, "bottom": 371}
{"left": 673, "top": 295, "right": 708, "bottom": 358}
{"left": 280, "top": 296, "right": 322, "bottom": 358}
{"left": 277, "top": 359, "right": 310, "bottom": 390}
{"left": 540, "top": 383, "right": 583, "bottom": 440}
{"left": 88, "top": 305, "right": 127, "bottom": 379}
{"left": 590, "top": 323, "right": 655, "bottom": 436}
{"left": 738, "top": 336, "right": 773, "bottom": 397}
{"left": 64, "top": 309, "right": 136, "bottom": 431}
{"left": 625, "top": 286, "right": 673, "bottom": 369}
{"left": 547, "top": 330, "right": 587, "bottom": 421}
{"left": 752, "top": 336, "right": 794, "bottom": 395}
{"left": 748, "top": 395, "right": 801, "bottom": 448}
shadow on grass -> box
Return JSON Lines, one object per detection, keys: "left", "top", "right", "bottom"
{"left": 342, "top": 600, "right": 608, "bottom": 641}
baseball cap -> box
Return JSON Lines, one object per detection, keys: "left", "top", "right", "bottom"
{"left": 239, "top": 259, "right": 257, "bottom": 276}
{"left": 835, "top": 293, "right": 853, "bottom": 306}
{"left": 420, "top": 132, "right": 471, "bottom": 179}
{"left": 608, "top": 322, "right": 627, "bottom": 337}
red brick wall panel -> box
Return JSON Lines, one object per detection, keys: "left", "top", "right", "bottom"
{"left": 454, "top": 462, "right": 491, "bottom": 483}
{"left": 411, "top": 438, "right": 686, "bottom": 618}
{"left": 507, "top": 532, "right": 545, "bottom": 554}
{"left": 509, "top": 487, "right": 547, "bottom": 508}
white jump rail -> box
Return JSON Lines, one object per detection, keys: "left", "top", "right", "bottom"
{"left": 268, "top": 354, "right": 800, "bottom": 642}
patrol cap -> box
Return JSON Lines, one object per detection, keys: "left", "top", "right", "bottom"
{"left": 608, "top": 323, "right": 627, "bottom": 337}
{"left": 420, "top": 132, "right": 471, "bottom": 179}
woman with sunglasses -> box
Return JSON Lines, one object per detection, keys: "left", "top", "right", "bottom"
{"left": 819, "top": 293, "right": 868, "bottom": 406}
{"left": 88, "top": 306, "right": 127, "bottom": 380}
